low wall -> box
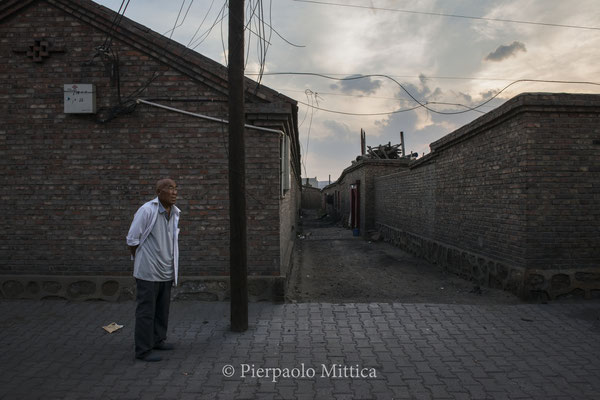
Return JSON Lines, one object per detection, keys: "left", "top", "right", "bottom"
{"left": 375, "top": 93, "right": 600, "bottom": 300}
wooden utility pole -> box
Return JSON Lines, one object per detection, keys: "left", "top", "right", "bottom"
{"left": 228, "top": 0, "right": 248, "bottom": 332}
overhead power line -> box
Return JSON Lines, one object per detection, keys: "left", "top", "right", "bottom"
{"left": 164, "top": 0, "right": 196, "bottom": 38}
{"left": 261, "top": 72, "right": 600, "bottom": 116}
{"left": 292, "top": 0, "right": 600, "bottom": 31}
{"left": 247, "top": 72, "right": 515, "bottom": 82}
{"left": 101, "top": 0, "right": 132, "bottom": 50}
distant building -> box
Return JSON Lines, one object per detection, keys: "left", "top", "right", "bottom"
{"left": 303, "top": 177, "right": 319, "bottom": 188}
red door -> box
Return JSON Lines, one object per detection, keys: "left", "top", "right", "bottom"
{"left": 350, "top": 181, "right": 360, "bottom": 230}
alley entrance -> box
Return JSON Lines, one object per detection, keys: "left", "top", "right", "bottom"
{"left": 287, "top": 209, "right": 523, "bottom": 304}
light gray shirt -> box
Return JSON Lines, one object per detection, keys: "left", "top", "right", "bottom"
{"left": 133, "top": 202, "right": 175, "bottom": 282}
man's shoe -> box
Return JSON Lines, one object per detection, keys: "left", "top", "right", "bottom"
{"left": 136, "top": 352, "right": 162, "bottom": 362}
{"left": 153, "top": 341, "right": 175, "bottom": 351}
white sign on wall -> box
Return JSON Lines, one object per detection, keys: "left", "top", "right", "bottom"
{"left": 64, "top": 84, "right": 96, "bottom": 114}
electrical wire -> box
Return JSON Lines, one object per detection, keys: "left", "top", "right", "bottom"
{"left": 256, "top": 0, "right": 270, "bottom": 85}
{"left": 244, "top": 0, "right": 262, "bottom": 69}
{"left": 164, "top": 0, "right": 196, "bottom": 39}
{"left": 186, "top": 0, "right": 217, "bottom": 47}
{"left": 268, "top": 86, "right": 497, "bottom": 109}
{"left": 292, "top": 0, "right": 600, "bottom": 31}
{"left": 298, "top": 94, "right": 311, "bottom": 128}
{"left": 101, "top": 0, "right": 127, "bottom": 49}
{"left": 169, "top": 0, "right": 186, "bottom": 39}
{"left": 103, "top": 0, "right": 132, "bottom": 50}
{"left": 97, "top": 0, "right": 201, "bottom": 121}
{"left": 188, "top": 1, "right": 228, "bottom": 49}
{"left": 251, "top": 72, "right": 600, "bottom": 116}
{"left": 98, "top": 0, "right": 267, "bottom": 122}
{"left": 247, "top": 72, "right": 515, "bottom": 82}
{"left": 99, "top": 0, "right": 297, "bottom": 110}
{"left": 220, "top": 1, "right": 227, "bottom": 65}
{"left": 125, "top": 2, "right": 228, "bottom": 102}
{"left": 296, "top": 99, "right": 422, "bottom": 116}
{"left": 302, "top": 89, "right": 318, "bottom": 178}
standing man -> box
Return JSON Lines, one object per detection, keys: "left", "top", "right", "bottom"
{"left": 126, "top": 178, "right": 180, "bottom": 362}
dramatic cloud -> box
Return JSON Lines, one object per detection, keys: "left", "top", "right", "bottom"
{"left": 321, "top": 119, "right": 355, "bottom": 142}
{"left": 485, "top": 41, "right": 527, "bottom": 62}
{"left": 330, "top": 75, "right": 382, "bottom": 95}
{"left": 95, "top": 0, "right": 600, "bottom": 181}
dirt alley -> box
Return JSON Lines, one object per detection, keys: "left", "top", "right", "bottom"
{"left": 286, "top": 209, "right": 524, "bottom": 305}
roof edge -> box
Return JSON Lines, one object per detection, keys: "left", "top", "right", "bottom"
{"left": 1, "top": 0, "right": 297, "bottom": 105}
{"left": 328, "top": 158, "right": 410, "bottom": 188}
{"left": 430, "top": 92, "right": 600, "bottom": 153}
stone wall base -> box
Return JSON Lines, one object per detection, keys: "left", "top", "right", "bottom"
{"left": 376, "top": 223, "right": 600, "bottom": 300}
{"left": 523, "top": 269, "right": 600, "bottom": 302}
{"left": 0, "top": 275, "right": 286, "bottom": 302}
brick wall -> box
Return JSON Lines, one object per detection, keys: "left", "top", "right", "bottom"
{"left": 279, "top": 173, "right": 300, "bottom": 278}
{"left": 376, "top": 164, "right": 436, "bottom": 239}
{"left": 301, "top": 186, "right": 321, "bottom": 210}
{"left": 523, "top": 107, "right": 599, "bottom": 270}
{"left": 374, "top": 93, "right": 600, "bottom": 299}
{"left": 323, "top": 159, "right": 409, "bottom": 234}
{"left": 0, "top": 1, "right": 299, "bottom": 300}
{"left": 245, "top": 105, "right": 301, "bottom": 284}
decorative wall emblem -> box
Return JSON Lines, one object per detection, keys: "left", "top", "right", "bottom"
{"left": 12, "top": 39, "right": 65, "bottom": 62}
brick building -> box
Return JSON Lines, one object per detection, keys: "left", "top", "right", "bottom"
{"left": 0, "top": 0, "right": 301, "bottom": 301}
{"left": 322, "top": 158, "right": 410, "bottom": 234}
{"left": 374, "top": 93, "right": 600, "bottom": 300}
{"left": 301, "top": 185, "right": 321, "bottom": 210}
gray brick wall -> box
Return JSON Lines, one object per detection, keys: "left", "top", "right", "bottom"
{"left": 323, "top": 159, "right": 409, "bottom": 234}
{"left": 279, "top": 173, "right": 300, "bottom": 278}
{"left": 301, "top": 186, "right": 321, "bottom": 210}
{"left": 374, "top": 93, "right": 600, "bottom": 299}
{"left": 523, "top": 108, "right": 600, "bottom": 271}
{"left": 0, "top": 1, "right": 298, "bottom": 284}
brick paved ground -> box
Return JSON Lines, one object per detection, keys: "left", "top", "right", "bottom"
{"left": 1, "top": 300, "right": 599, "bottom": 399}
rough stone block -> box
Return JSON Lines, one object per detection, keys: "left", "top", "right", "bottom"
{"left": 26, "top": 281, "right": 40, "bottom": 294}
{"left": 67, "top": 281, "right": 96, "bottom": 298}
{"left": 575, "top": 272, "right": 600, "bottom": 282}
{"left": 550, "top": 274, "right": 571, "bottom": 291}
{"left": 555, "top": 288, "right": 585, "bottom": 300}
{"left": 525, "top": 274, "right": 545, "bottom": 290}
{"left": 43, "top": 281, "right": 62, "bottom": 294}
{"left": 102, "top": 280, "right": 119, "bottom": 296}
{"left": 2, "top": 281, "right": 24, "bottom": 298}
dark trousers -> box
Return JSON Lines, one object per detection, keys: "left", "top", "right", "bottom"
{"left": 135, "top": 279, "right": 173, "bottom": 358}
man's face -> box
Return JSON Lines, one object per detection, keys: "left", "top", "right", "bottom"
{"left": 157, "top": 180, "right": 177, "bottom": 207}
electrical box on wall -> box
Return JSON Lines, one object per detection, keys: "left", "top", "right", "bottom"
{"left": 64, "top": 84, "right": 96, "bottom": 114}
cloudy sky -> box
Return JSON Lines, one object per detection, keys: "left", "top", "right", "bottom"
{"left": 96, "top": 0, "right": 600, "bottom": 183}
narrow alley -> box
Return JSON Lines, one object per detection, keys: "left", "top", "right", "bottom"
{"left": 287, "top": 209, "right": 523, "bottom": 305}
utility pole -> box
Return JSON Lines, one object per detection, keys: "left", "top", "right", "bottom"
{"left": 360, "top": 128, "right": 366, "bottom": 156}
{"left": 400, "top": 131, "right": 405, "bottom": 157}
{"left": 228, "top": 0, "right": 248, "bottom": 332}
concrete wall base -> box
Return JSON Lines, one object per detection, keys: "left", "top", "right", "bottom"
{"left": 0, "top": 275, "right": 286, "bottom": 302}
{"left": 377, "top": 223, "right": 600, "bottom": 300}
